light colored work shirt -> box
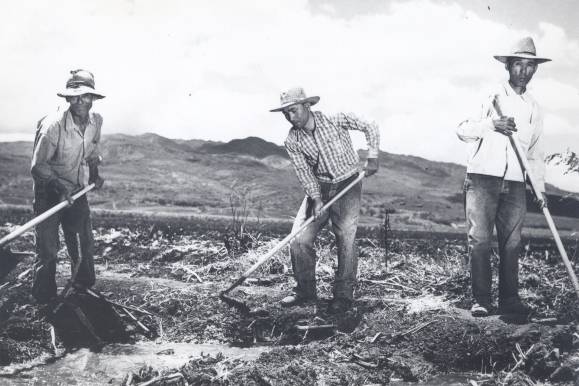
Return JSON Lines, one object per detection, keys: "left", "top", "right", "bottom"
{"left": 284, "top": 111, "right": 380, "bottom": 199}
{"left": 457, "top": 82, "right": 545, "bottom": 192}
{"left": 31, "top": 108, "right": 102, "bottom": 192}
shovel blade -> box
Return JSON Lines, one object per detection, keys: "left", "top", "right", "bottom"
{"left": 0, "top": 248, "right": 27, "bottom": 282}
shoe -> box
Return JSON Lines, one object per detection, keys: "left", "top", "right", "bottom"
{"left": 72, "top": 282, "right": 92, "bottom": 293}
{"left": 470, "top": 302, "right": 490, "bottom": 317}
{"left": 328, "top": 298, "right": 353, "bottom": 315}
{"left": 280, "top": 295, "right": 315, "bottom": 307}
{"left": 498, "top": 300, "right": 531, "bottom": 315}
{"left": 33, "top": 294, "right": 57, "bottom": 306}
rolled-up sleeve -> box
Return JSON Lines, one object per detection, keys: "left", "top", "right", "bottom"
{"left": 285, "top": 139, "right": 321, "bottom": 199}
{"left": 332, "top": 112, "right": 380, "bottom": 158}
{"left": 85, "top": 113, "right": 103, "bottom": 164}
{"left": 31, "top": 122, "right": 59, "bottom": 184}
{"left": 457, "top": 97, "right": 495, "bottom": 142}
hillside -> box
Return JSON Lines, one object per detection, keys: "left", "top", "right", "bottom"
{"left": 199, "top": 136, "right": 289, "bottom": 159}
{"left": 0, "top": 134, "right": 577, "bottom": 229}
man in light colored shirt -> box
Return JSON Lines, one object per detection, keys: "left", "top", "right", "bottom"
{"left": 457, "top": 37, "right": 550, "bottom": 317}
{"left": 30, "top": 69, "right": 105, "bottom": 304}
{"left": 270, "top": 87, "right": 380, "bottom": 314}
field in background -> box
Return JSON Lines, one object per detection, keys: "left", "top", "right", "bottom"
{"left": 2, "top": 133, "right": 578, "bottom": 229}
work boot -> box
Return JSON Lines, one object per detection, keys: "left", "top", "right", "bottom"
{"left": 327, "top": 298, "right": 353, "bottom": 315}
{"left": 280, "top": 294, "right": 315, "bottom": 307}
{"left": 35, "top": 296, "right": 57, "bottom": 311}
{"left": 72, "top": 282, "right": 92, "bottom": 293}
{"left": 470, "top": 302, "right": 491, "bottom": 317}
{"left": 498, "top": 298, "right": 531, "bottom": 316}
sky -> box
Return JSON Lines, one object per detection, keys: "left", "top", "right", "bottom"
{"left": 1, "top": 0, "right": 578, "bottom": 190}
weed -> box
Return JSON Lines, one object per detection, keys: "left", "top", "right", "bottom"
{"left": 223, "top": 182, "right": 262, "bottom": 258}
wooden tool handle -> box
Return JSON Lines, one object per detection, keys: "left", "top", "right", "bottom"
{"left": 0, "top": 184, "right": 95, "bottom": 247}
{"left": 493, "top": 96, "right": 579, "bottom": 298}
{"left": 221, "top": 172, "right": 365, "bottom": 295}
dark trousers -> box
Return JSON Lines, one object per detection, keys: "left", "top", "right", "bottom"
{"left": 290, "top": 174, "right": 362, "bottom": 301}
{"left": 464, "top": 173, "right": 526, "bottom": 306}
{"left": 32, "top": 189, "right": 95, "bottom": 303}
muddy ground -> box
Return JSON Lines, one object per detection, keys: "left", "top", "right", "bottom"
{"left": 0, "top": 213, "right": 578, "bottom": 385}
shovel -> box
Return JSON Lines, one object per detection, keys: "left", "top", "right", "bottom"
{"left": 493, "top": 96, "right": 579, "bottom": 299}
{"left": 220, "top": 172, "right": 366, "bottom": 312}
{"left": 0, "top": 183, "right": 95, "bottom": 281}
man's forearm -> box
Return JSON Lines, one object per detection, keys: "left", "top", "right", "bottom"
{"left": 364, "top": 124, "right": 380, "bottom": 158}
{"left": 457, "top": 118, "right": 494, "bottom": 142}
{"left": 286, "top": 145, "right": 321, "bottom": 199}
{"left": 88, "top": 163, "right": 105, "bottom": 189}
{"left": 300, "top": 176, "right": 321, "bottom": 199}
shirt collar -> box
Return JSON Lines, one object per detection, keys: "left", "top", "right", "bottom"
{"left": 293, "top": 111, "right": 318, "bottom": 138}
{"left": 65, "top": 109, "right": 95, "bottom": 134}
{"left": 503, "top": 81, "right": 529, "bottom": 99}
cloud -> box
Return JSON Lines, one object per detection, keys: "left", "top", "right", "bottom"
{"left": 546, "top": 163, "right": 579, "bottom": 192}
{"left": 537, "top": 22, "right": 579, "bottom": 67}
{"left": 534, "top": 79, "right": 579, "bottom": 112}
{"left": 1, "top": 0, "right": 578, "bottom": 175}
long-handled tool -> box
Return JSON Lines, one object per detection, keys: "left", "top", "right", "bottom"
{"left": 493, "top": 96, "right": 579, "bottom": 299}
{"left": 220, "top": 172, "right": 366, "bottom": 311}
{"left": 0, "top": 183, "right": 95, "bottom": 281}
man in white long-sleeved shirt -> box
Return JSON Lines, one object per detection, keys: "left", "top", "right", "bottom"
{"left": 457, "top": 37, "right": 550, "bottom": 317}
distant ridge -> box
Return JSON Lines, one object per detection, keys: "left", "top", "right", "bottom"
{"left": 0, "top": 133, "right": 576, "bottom": 224}
{"left": 200, "top": 136, "right": 289, "bottom": 159}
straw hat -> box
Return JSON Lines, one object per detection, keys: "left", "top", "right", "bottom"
{"left": 494, "top": 37, "right": 551, "bottom": 64}
{"left": 270, "top": 87, "right": 319, "bottom": 112}
{"left": 57, "top": 69, "right": 105, "bottom": 99}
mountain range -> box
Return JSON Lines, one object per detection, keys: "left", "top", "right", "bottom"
{"left": 0, "top": 134, "right": 578, "bottom": 229}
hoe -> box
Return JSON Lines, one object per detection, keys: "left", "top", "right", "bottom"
{"left": 493, "top": 96, "right": 579, "bottom": 299}
{"left": 0, "top": 184, "right": 95, "bottom": 281}
{"left": 220, "top": 172, "right": 366, "bottom": 313}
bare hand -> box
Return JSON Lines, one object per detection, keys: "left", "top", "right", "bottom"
{"left": 493, "top": 116, "right": 517, "bottom": 136}
{"left": 91, "top": 175, "right": 105, "bottom": 190}
{"left": 312, "top": 197, "right": 324, "bottom": 221}
{"left": 63, "top": 192, "right": 74, "bottom": 206}
{"left": 48, "top": 179, "right": 74, "bottom": 206}
{"left": 364, "top": 158, "right": 379, "bottom": 177}
{"left": 535, "top": 192, "right": 548, "bottom": 209}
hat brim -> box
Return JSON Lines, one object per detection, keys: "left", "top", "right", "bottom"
{"left": 57, "top": 85, "right": 105, "bottom": 99}
{"left": 270, "top": 96, "right": 320, "bottom": 112}
{"left": 494, "top": 54, "right": 551, "bottom": 64}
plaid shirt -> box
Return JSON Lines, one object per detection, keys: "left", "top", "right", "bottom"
{"left": 284, "top": 111, "right": 380, "bottom": 199}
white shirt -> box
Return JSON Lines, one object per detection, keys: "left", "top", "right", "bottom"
{"left": 457, "top": 82, "right": 545, "bottom": 192}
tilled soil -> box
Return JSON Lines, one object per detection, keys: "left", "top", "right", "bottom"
{"left": 0, "top": 219, "right": 578, "bottom": 385}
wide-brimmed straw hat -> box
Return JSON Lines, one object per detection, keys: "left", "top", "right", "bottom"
{"left": 57, "top": 69, "right": 105, "bottom": 99}
{"left": 494, "top": 37, "right": 551, "bottom": 64}
{"left": 270, "top": 87, "right": 319, "bottom": 112}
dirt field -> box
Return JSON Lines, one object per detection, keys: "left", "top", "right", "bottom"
{"left": 0, "top": 211, "right": 578, "bottom": 385}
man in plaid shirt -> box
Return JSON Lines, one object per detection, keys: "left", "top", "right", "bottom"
{"left": 270, "top": 87, "right": 380, "bottom": 313}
